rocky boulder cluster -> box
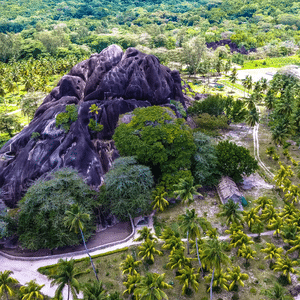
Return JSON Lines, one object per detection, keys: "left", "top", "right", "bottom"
{"left": 0, "top": 45, "right": 185, "bottom": 208}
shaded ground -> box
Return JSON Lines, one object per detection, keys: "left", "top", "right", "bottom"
{"left": 0, "top": 221, "right": 131, "bottom": 257}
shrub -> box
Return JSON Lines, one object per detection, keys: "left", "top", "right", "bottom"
{"left": 55, "top": 104, "right": 78, "bottom": 132}
{"left": 17, "top": 168, "right": 96, "bottom": 250}
{"left": 103, "top": 157, "right": 154, "bottom": 221}
{"left": 193, "top": 113, "right": 229, "bottom": 131}
{"left": 113, "top": 106, "right": 196, "bottom": 180}
{"left": 30, "top": 132, "right": 40, "bottom": 140}
{"left": 170, "top": 99, "right": 187, "bottom": 118}
{"left": 250, "top": 287, "right": 257, "bottom": 294}
{"left": 216, "top": 140, "right": 259, "bottom": 182}
{"left": 88, "top": 119, "right": 103, "bottom": 132}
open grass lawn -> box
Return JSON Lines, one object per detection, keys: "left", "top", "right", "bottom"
{"left": 241, "top": 55, "right": 300, "bottom": 70}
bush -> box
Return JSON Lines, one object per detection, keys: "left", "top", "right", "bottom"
{"left": 191, "top": 132, "right": 220, "bottom": 187}
{"left": 104, "top": 157, "right": 154, "bottom": 221}
{"left": 55, "top": 104, "right": 78, "bottom": 132}
{"left": 113, "top": 106, "right": 196, "bottom": 180}
{"left": 17, "top": 168, "right": 96, "bottom": 250}
{"left": 193, "top": 113, "right": 229, "bottom": 131}
{"left": 216, "top": 140, "right": 259, "bottom": 182}
{"left": 250, "top": 287, "right": 257, "bottom": 294}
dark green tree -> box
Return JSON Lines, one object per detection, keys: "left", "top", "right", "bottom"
{"left": 113, "top": 106, "right": 195, "bottom": 181}
{"left": 104, "top": 157, "right": 154, "bottom": 221}
{"left": 216, "top": 140, "right": 259, "bottom": 182}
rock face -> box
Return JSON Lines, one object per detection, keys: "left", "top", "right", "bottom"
{"left": 0, "top": 45, "right": 185, "bottom": 208}
{"left": 206, "top": 39, "right": 256, "bottom": 54}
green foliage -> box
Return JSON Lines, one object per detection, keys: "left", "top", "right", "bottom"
{"left": 0, "top": 113, "right": 22, "bottom": 137}
{"left": 170, "top": 99, "right": 186, "bottom": 118}
{"left": 193, "top": 113, "right": 229, "bottom": 134}
{"left": 17, "top": 168, "right": 96, "bottom": 250}
{"left": 88, "top": 119, "right": 103, "bottom": 132}
{"left": 30, "top": 132, "right": 40, "bottom": 140}
{"left": 192, "top": 132, "right": 220, "bottom": 187}
{"left": 216, "top": 140, "right": 259, "bottom": 182}
{"left": 55, "top": 104, "right": 78, "bottom": 132}
{"left": 188, "top": 94, "right": 247, "bottom": 123}
{"left": 113, "top": 106, "right": 196, "bottom": 181}
{"left": 104, "top": 157, "right": 154, "bottom": 221}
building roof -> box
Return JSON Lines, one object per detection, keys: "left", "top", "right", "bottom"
{"left": 216, "top": 176, "right": 242, "bottom": 204}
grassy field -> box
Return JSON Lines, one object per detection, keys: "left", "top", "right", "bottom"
{"left": 38, "top": 224, "right": 298, "bottom": 300}
{"left": 241, "top": 55, "right": 300, "bottom": 70}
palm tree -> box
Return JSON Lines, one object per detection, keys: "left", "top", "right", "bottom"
{"left": 64, "top": 204, "right": 99, "bottom": 281}
{"left": 245, "top": 75, "right": 253, "bottom": 95}
{"left": 265, "top": 282, "right": 293, "bottom": 300}
{"left": 162, "top": 235, "right": 185, "bottom": 254}
{"left": 175, "top": 266, "right": 199, "bottom": 295}
{"left": 138, "top": 238, "right": 163, "bottom": 264}
{"left": 120, "top": 254, "right": 142, "bottom": 275}
{"left": 201, "top": 238, "right": 230, "bottom": 300}
{"left": 224, "top": 223, "right": 244, "bottom": 235}
{"left": 48, "top": 258, "right": 81, "bottom": 300}
{"left": 204, "top": 269, "right": 229, "bottom": 293}
{"left": 254, "top": 196, "right": 273, "bottom": 211}
{"left": 242, "top": 78, "right": 247, "bottom": 98}
{"left": 134, "top": 227, "right": 157, "bottom": 242}
{"left": 151, "top": 188, "right": 169, "bottom": 212}
{"left": 237, "top": 244, "right": 257, "bottom": 266}
{"left": 0, "top": 270, "right": 19, "bottom": 300}
{"left": 178, "top": 208, "right": 201, "bottom": 254}
{"left": 273, "top": 256, "right": 299, "bottom": 284}
{"left": 166, "top": 248, "right": 192, "bottom": 270}
{"left": 227, "top": 266, "right": 249, "bottom": 291}
{"left": 122, "top": 274, "right": 141, "bottom": 299}
{"left": 20, "top": 280, "right": 45, "bottom": 300}
{"left": 82, "top": 281, "right": 107, "bottom": 300}
{"left": 266, "top": 146, "right": 276, "bottom": 160}
{"left": 173, "top": 177, "right": 201, "bottom": 206}
{"left": 271, "top": 124, "right": 290, "bottom": 147}
{"left": 224, "top": 59, "right": 231, "bottom": 77}
{"left": 218, "top": 199, "right": 243, "bottom": 225}
{"left": 229, "top": 230, "right": 254, "bottom": 250}
{"left": 159, "top": 226, "right": 178, "bottom": 241}
{"left": 245, "top": 107, "right": 259, "bottom": 128}
{"left": 251, "top": 221, "right": 264, "bottom": 239}
{"left": 286, "top": 235, "right": 300, "bottom": 258}
{"left": 243, "top": 207, "right": 260, "bottom": 231}
{"left": 260, "top": 77, "right": 268, "bottom": 94}
{"left": 229, "top": 67, "right": 237, "bottom": 92}
{"left": 284, "top": 184, "right": 300, "bottom": 204}
{"left": 261, "top": 204, "right": 278, "bottom": 223}
{"left": 134, "top": 273, "right": 173, "bottom": 300}
{"left": 280, "top": 223, "right": 298, "bottom": 243}
{"left": 261, "top": 243, "right": 284, "bottom": 263}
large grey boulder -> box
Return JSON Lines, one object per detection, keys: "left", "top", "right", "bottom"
{"left": 0, "top": 45, "right": 185, "bottom": 208}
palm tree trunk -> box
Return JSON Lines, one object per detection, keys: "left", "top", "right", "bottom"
{"left": 5, "top": 289, "right": 9, "bottom": 300}
{"left": 79, "top": 227, "right": 99, "bottom": 281}
{"left": 210, "top": 267, "right": 215, "bottom": 300}
{"left": 195, "top": 237, "right": 204, "bottom": 277}
{"left": 67, "top": 284, "right": 70, "bottom": 300}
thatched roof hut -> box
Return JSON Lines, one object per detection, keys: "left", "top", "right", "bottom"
{"left": 216, "top": 176, "right": 244, "bottom": 210}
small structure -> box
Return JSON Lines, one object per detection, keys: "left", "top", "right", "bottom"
{"left": 216, "top": 176, "right": 246, "bottom": 210}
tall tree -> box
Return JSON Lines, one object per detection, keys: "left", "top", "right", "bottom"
{"left": 175, "top": 266, "right": 199, "bottom": 295}
{"left": 134, "top": 227, "right": 157, "bottom": 242}
{"left": 64, "top": 204, "right": 99, "bottom": 281}
{"left": 0, "top": 271, "right": 19, "bottom": 300}
{"left": 48, "top": 258, "right": 82, "bottom": 300}
{"left": 134, "top": 273, "right": 173, "bottom": 300}
{"left": 120, "top": 254, "right": 142, "bottom": 276}
{"left": 20, "top": 280, "right": 45, "bottom": 300}
{"left": 82, "top": 281, "right": 107, "bottom": 300}
{"left": 173, "top": 178, "right": 201, "bottom": 206}
{"left": 178, "top": 208, "right": 201, "bottom": 254}
{"left": 138, "top": 238, "right": 163, "bottom": 264}
{"left": 217, "top": 199, "right": 243, "bottom": 225}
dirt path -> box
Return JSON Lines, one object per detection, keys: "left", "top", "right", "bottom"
{"left": 253, "top": 107, "right": 275, "bottom": 179}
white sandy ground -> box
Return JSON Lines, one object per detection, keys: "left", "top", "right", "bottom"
{"left": 236, "top": 67, "right": 279, "bottom": 82}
